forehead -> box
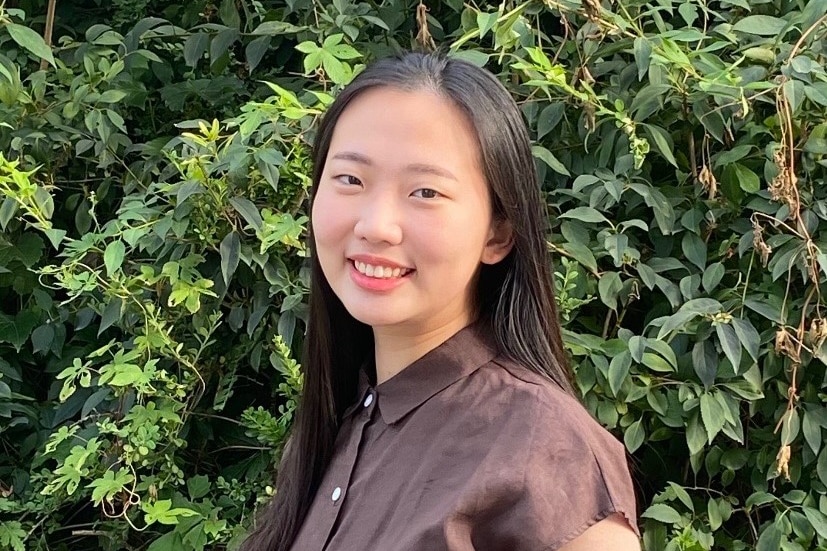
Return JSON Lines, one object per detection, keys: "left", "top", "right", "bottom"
{"left": 326, "top": 87, "right": 483, "bottom": 171}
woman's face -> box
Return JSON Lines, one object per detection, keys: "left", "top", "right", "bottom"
{"left": 312, "top": 86, "right": 511, "bottom": 335}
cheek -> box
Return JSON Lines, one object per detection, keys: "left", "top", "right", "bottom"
{"left": 413, "top": 209, "right": 490, "bottom": 268}
{"left": 311, "top": 188, "right": 350, "bottom": 249}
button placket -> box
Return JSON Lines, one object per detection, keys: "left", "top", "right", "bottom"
{"left": 316, "top": 388, "right": 376, "bottom": 548}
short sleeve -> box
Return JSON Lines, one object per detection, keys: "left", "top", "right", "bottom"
{"left": 506, "top": 394, "right": 639, "bottom": 550}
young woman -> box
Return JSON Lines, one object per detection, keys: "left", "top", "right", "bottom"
{"left": 241, "top": 52, "right": 640, "bottom": 551}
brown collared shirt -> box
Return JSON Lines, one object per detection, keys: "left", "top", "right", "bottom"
{"left": 290, "top": 324, "right": 638, "bottom": 550}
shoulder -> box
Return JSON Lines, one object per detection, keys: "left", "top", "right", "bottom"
{"left": 470, "top": 354, "right": 640, "bottom": 548}
{"left": 476, "top": 355, "right": 614, "bottom": 446}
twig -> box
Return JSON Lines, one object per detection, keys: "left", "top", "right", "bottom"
{"left": 40, "top": 0, "right": 57, "bottom": 71}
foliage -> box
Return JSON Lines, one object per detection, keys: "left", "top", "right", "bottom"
{"left": 1, "top": 0, "right": 827, "bottom": 549}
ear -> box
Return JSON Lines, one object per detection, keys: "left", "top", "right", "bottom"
{"left": 481, "top": 217, "right": 514, "bottom": 265}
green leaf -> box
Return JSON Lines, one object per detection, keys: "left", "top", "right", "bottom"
{"left": 604, "top": 234, "right": 629, "bottom": 267}
{"left": 783, "top": 79, "right": 805, "bottom": 113}
{"left": 537, "top": 103, "right": 565, "bottom": 139}
{"left": 330, "top": 43, "right": 361, "bottom": 61}
{"left": 692, "top": 340, "right": 717, "bottom": 388}
{"left": 321, "top": 54, "right": 351, "bottom": 84}
{"left": 560, "top": 242, "right": 597, "bottom": 273}
{"left": 531, "top": 145, "right": 570, "bottom": 176}
{"left": 819, "top": 448, "right": 827, "bottom": 485}
{"left": 802, "top": 411, "right": 822, "bottom": 455}
{"left": 713, "top": 145, "right": 752, "bottom": 167}
{"left": 147, "top": 532, "right": 183, "bottom": 551}
{"left": 230, "top": 197, "right": 262, "bottom": 231}
{"left": 708, "top": 498, "right": 722, "bottom": 530}
{"left": 246, "top": 35, "right": 271, "bottom": 73}
{"left": 780, "top": 409, "right": 800, "bottom": 446}
{"left": 0, "top": 520, "right": 26, "bottom": 551}
{"left": 608, "top": 350, "right": 631, "bottom": 396}
{"left": 98, "top": 90, "right": 127, "bottom": 103}
{"left": 803, "top": 507, "right": 827, "bottom": 539}
{"left": 0, "top": 197, "right": 17, "bottom": 230}
{"left": 184, "top": 33, "right": 209, "bottom": 67}
{"left": 210, "top": 27, "right": 240, "bottom": 68}
{"left": 219, "top": 0, "right": 241, "bottom": 29}
{"left": 756, "top": 520, "right": 783, "bottom": 551}
{"left": 732, "top": 15, "right": 789, "bottom": 36}
{"left": 731, "top": 163, "right": 760, "bottom": 193}
{"left": 31, "top": 323, "right": 55, "bottom": 355}
{"left": 42, "top": 227, "right": 66, "bottom": 249}
{"left": 624, "top": 418, "right": 645, "bottom": 453}
{"left": 667, "top": 482, "right": 694, "bottom": 512}
{"left": 6, "top": 23, "right": 55, "bottom": 66}
{"left": 252, "top": 21, "right": 305, "bottom": 35}
{"left": 187, "top": 475, "right": 211, "bottom": 500}
{"left": 744, "top": 297, "right": 784, "bottom": 324}
{"left": 559, "top": 206, "right": 608, "bottom": 224}
{"left": 598, "top": 271, "right": 623, "bottom": 310}
{"left": 634, "top": 37, "right": 652, "bottom": 81}
{"left": 0, "top": 311, "right": 39, "bottom": 351}
{"left": 642, "top": 503, "right": 682, "bottom": 524}
{"left": 104, "top": 240, "right": 126, "bottom": 277}
{"left": 686, "top": 412, "right": 706, "bottom": 455}
{"left": 88, "top": 468, "right": 135, "bottom": 506}
{"left": 681, "top": 232, "right": 707, "bottom": 270}
{"left": 98, "top": 297, "right": 123, "bottom": 336}
{"left": 746, "top": 492, "right": 776, "bottom": 509}
{"left": 322, "top": 33, "right": 344, "bottom": 48}
{"left": 638, "top": 263, "right": 656, "bottom": 289}
{"left": 143, "top": 499, "right": 200, "bottom": 526}
{"left": 678, "top": 2, "right": 697, "bottom": 26}
{"left": 629, "top": 336, "right": 645, "bottom": 363}
{"left": 220, "top": 232, "right": 240, "bottom": 286}
{"left": 642, "top": 124, "right": 678, "bottom": 167}
{"left": 681, "top": 298, "right": 723, "bottom": 315}
{"left": 646, "top": 339, "right": 678, "bottom": 370}
{"left": 295, "top": 40, "right": 319, "bottom": 54}
{"left": 731, "top": 318, "right": 760, "bottom": 363}
{"left": 101, "top": 363, "right": 143, "bottom": 386}
{"left": 642, "top": 352, "right": 673, "bottom": 373}
{"left": 715, "top": 322, "right": 742, "bottom": 373}
{"left": 700, "top": 392, "right": 726, "bottom": 443}
{"left": 477, "top": 12, "right": 498, "bottom": 39}
{"left": 702, "top": 262, "right": 724, "bottom": 292}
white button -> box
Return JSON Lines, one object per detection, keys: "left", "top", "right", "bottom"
{"left": 363, "top": 393, "right": 374, "bottom": 407}
{"left": 331, "top": 487, "right": 342, "bottom": 501}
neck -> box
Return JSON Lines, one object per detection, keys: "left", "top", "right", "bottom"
{"left": 373, "top": 314, "right": 474, "bottom": 384}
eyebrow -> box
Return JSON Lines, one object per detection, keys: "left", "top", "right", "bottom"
{"left": 330, "top": 151, "right": 458, "bottom": 181}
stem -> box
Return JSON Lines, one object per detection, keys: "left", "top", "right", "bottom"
{"left": 40, "top": 0, "right": 57, "bottom": 71}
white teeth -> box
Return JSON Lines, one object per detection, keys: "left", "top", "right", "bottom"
{"left": 353, "top": 261, "right": 410, "bottom": 279}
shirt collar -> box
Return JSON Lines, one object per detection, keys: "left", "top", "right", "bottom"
{"left": 371, "top": 321, "right": 499, "bottom": 425}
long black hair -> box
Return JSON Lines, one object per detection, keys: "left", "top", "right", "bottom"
{"left": 239, "top": 51, "right": 574, "bottom": 551}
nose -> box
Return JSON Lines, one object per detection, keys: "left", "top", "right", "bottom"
{"left": 353, "top": 196, "right": 403, "bottom": 246}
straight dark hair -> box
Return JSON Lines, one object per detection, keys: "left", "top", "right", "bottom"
{"left": 239, "top": 51, "right": 574, "bottom": 551}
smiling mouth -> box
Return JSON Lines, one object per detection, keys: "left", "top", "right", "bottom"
{"left": 352, "top": 260, "right": 414, "bottom": 279}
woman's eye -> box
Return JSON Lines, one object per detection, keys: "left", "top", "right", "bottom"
{"left": 411, "top": 188, "right": 441, "bottom": 199}
{"left": 336, "top": 175, "right": 362, "bottom": 186}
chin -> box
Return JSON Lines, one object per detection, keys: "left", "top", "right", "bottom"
{"left": 347, "top": 310, "right": 407, "bottom": 328}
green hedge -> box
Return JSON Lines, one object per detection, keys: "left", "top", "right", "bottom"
{"left": 1, "top": 0, "right": 827, "bottom": 549}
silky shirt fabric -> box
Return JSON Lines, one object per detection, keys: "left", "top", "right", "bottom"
{"left": 290, "top": 323, "right": 639, "bottom": 550}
